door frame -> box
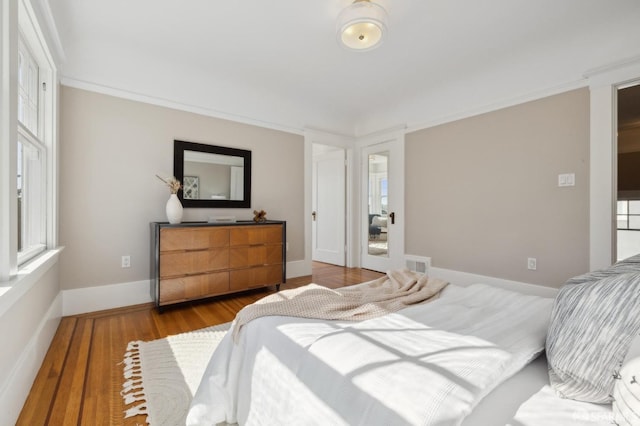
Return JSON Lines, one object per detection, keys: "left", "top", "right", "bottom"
{"left": 357, "top": 127, "right": 406, "bottom": 271}
{"left": 304, "top": 129, "right": 356, "bottom": 274}
{"left": 588, "top": 60, "right": 640, "bottom": 270}
{"left": 303, "top": 126, "right": 405, "bottom": 275}
{"left": 312, "top": 146, "right": 346, "bottom": 266}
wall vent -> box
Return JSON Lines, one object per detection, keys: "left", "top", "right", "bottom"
{"left": 405, "top": 255, "right": 431, "bottom": 274}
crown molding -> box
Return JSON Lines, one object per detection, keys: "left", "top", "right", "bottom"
{"left": 584, "top": 54, "right": 640, "bottom": 88}
{"left": 32, "top": 0, "right": 66, "bottom": 65}
{"left": 60, "top": 77, "right": 306, "bottom": 136}
{"left": 405, "top": 79, "right": 587, "bottom": 135}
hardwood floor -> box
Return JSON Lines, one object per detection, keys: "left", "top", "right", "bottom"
{"left": 17, "top": 263, "right": 383, "bottom": 425}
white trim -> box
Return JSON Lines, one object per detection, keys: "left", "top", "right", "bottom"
{"left": 0, "top": 248, "right": 62, "bottom": 316}
{"left": 357, "top": 124, "right": 407, "bottom": 142}
{"left": 304, "top": 128, "right": 357, "bottom": 268}
{"left": 303, "top": 137, "right": 314, "bottom": 275}
{"left": 62, "top": 279, "right": 152, "bottom": 316}
{"left": 405, "top": 79, "right": 586, "bottom": 135}
{"left": 589, "top": 84, "right": 616, "bottom": 270}
{"left": 61, "top": 77, "right": 305, "bottom": 136}
{"left": 430, "top": 266, "right": 559, "bottom": 299}
{"left": 61, "top": 259, "right": 310, "bottom": 316}
{"left": 304, "top": 127, "right": 356, "bottom": 147}
{"left": 584, "top": 54, "right": 640, "bottom": 87}
{"left": 0, "top": 0, "right": 19, "bottom": 281}
{"left": 359, "top": 127, "right": 406, "bottom": 272}
{"left": 0, "top": 290, "right": 61, "bottom": 426}
{"left": 32, "top": 0, "right": 66, "bottom": 64}
{"left": 355, "top": 125, "right": 407, "bottom": 148}
{"left": 588, "top": 57, "right": 640, "bottom": 270}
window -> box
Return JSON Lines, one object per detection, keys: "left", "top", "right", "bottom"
{"left": 617, "top": 200, "right": 640, "bottom": 230}
{"left": 17, "top": 39, "right": 39, "bottom": 134}
{"left": 8, "top": 0, "right": 58, "bottom": 269}
{"left": 16, "top": 37, "right": 48, "bottom": 264}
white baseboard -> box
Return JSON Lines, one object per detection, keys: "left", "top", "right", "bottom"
{"left": 430, "top": 266, "right": 559, "bottom": 298}
{"left": 63, "top": 260, "right": 310, "bottom": 316}
{"left": 0, "top": 292, "right": 62, "bottom": 426}
{"left": 63, "top": 280, "right": 152, "bottom": 316}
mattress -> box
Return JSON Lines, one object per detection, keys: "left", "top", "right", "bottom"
{"left": 462, "top": 354, "right": 613, "bottom": 426}
{"left": 187, "top": 283, "right": 555, "bottom": 426}
{"left": 510, "top": 384, "right": 613, "bottom": 425}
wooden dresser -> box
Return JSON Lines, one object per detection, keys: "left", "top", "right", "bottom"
{"left": 150, "top": 221, "right": 286, "bottom": 310}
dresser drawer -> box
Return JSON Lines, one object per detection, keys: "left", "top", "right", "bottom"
{"left": 229, "top": 225, "right": 282, "bottom": 246}
{"left": 229, "top": 245, "right": 282, "bottom": 268}
{"left": 229, "top": 265, "right": 283, "bottom": 291}
{"left": 159, "top": 272, "right": 230, "bottom": 304}
{"left": 160, "top": 248, "right": 229, "bottom": 278}
{"left": 160, "top": 227, "right": 229, "bottom": 252}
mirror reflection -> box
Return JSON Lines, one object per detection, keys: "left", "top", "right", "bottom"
{"left": 183, "top": 151, "right": 245, "bottom": 201}
{"left": 174, "top": 140, "right": 251, "bottom": 208}
{"left": 367, "top": 151, "right": 389, "bottom": 257}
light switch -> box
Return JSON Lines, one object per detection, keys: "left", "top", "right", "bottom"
{"left": 558, "top": 174, "right": 566, "bottom": 186}
{"left": 558, "top": 173, "right": 575, "bottom": 187}
{"left": 566, "top": 173, "right": 575, "bottom": 186}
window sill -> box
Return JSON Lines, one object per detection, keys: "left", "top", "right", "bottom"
{"left": 0, "top": 247, "right": 64, "bottom": 318}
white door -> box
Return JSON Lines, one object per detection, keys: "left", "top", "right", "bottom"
{"left": 312, "top": 148, "right": 346, "bottom": 266}
{"left": 361, "top": 140, "right": 404, "bottom": 272}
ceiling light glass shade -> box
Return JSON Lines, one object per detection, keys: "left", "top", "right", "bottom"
{"left": 337, "top": 0, "right": 388, "bottom": 51}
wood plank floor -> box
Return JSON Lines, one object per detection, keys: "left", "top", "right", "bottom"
{"left": 17, "top": 262, "right": 383, "bottom": 425}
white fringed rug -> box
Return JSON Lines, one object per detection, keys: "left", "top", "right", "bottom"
{"left": 121, "top": 322, "right": 231, "bottom": 425}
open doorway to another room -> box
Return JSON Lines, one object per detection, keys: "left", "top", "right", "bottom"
{"left": 616, "top": 83, "right": 640, "bottom": 260}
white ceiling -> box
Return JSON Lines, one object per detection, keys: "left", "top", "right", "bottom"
{"left": 42, "top": 0, "right": 640, "bottom": 136}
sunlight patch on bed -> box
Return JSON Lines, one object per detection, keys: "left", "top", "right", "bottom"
{"left": 303, "top": 314, "right": 512, "bottom": 424}
{"left": 246, "top": 347, "right": 348, "bottom": 425}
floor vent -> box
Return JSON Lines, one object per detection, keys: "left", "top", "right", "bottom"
{"left": 405, "top": 255, "right": 431, "bottom": 274}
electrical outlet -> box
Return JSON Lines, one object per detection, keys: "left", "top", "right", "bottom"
{"left": 121, "top": 255, "right": 131, "bottom": 268}
{"left": 527, "top": 257, "right": 537, "bottom": 270}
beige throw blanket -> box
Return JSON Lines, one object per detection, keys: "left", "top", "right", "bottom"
{"left": 232, "top": 269, "right": 449, "bottom": 340}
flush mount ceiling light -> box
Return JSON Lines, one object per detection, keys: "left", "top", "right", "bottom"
{"left": 337, "top": 0, "right": 389, "bottom": 52}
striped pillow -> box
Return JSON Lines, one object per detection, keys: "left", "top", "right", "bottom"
{"left": 546, "top": 256, "right": 640, "bottom": 403}
{"left": 613, "top": 353, "right": 640, "bottom": 426}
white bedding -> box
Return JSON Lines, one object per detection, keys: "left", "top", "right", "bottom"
{"left": 187, "top": 283, "right": 554, "bottom": 426}
{"left": 510, "top": 385, "right": 613, "bottom": 426}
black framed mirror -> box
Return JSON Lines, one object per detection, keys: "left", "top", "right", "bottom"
{"left": 174, "top": 140, "right": 252, "bottom": 208}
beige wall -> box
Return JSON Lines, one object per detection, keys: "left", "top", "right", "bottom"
{"left": 59, "top": 86, "right": 304, "bottom": 290}
{"left": 406, "top": 88, "right": 590, "bottom": 288}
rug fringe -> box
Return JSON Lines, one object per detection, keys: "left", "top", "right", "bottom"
{"left": 121, "top": 340, "right": 150, "bottom": 423}
{"left": 121, "top": 378, "right": 143, "bottom": 394}
{"left": 124, "top": 403, "right": 148, "bottom": 418}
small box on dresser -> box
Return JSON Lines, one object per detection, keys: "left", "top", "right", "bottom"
{"left": 150, "top": 221, "right": 286, "bottom": 310}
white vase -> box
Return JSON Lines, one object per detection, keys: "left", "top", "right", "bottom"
{"left": 166, "top": 193, "right": 183, "bottom": 224}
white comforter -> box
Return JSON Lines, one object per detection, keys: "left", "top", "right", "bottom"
{"left": 510, "top": 385, "right": 613, "bottom": 426}
{"left": 187, "top": 284, "right": 553, "bottom": 426}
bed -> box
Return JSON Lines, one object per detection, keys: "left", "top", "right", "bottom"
{"left": 187, "top": 282, "right": 554, "bottom": 426}
{"left": 460, "top": 355, "right": 614, "bottom": 426}
{"left": 187, "top": 254, "right": 640, "bottom": 426}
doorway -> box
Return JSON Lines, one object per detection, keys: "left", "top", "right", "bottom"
{"left": 616, "top": 83, "right": 640, "bottom": 260}
{"left": 311, "top": 144, "right": 346, "bottom": 266}
{"left": 360, "top": 138, "right": 405, "bottom": 272}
